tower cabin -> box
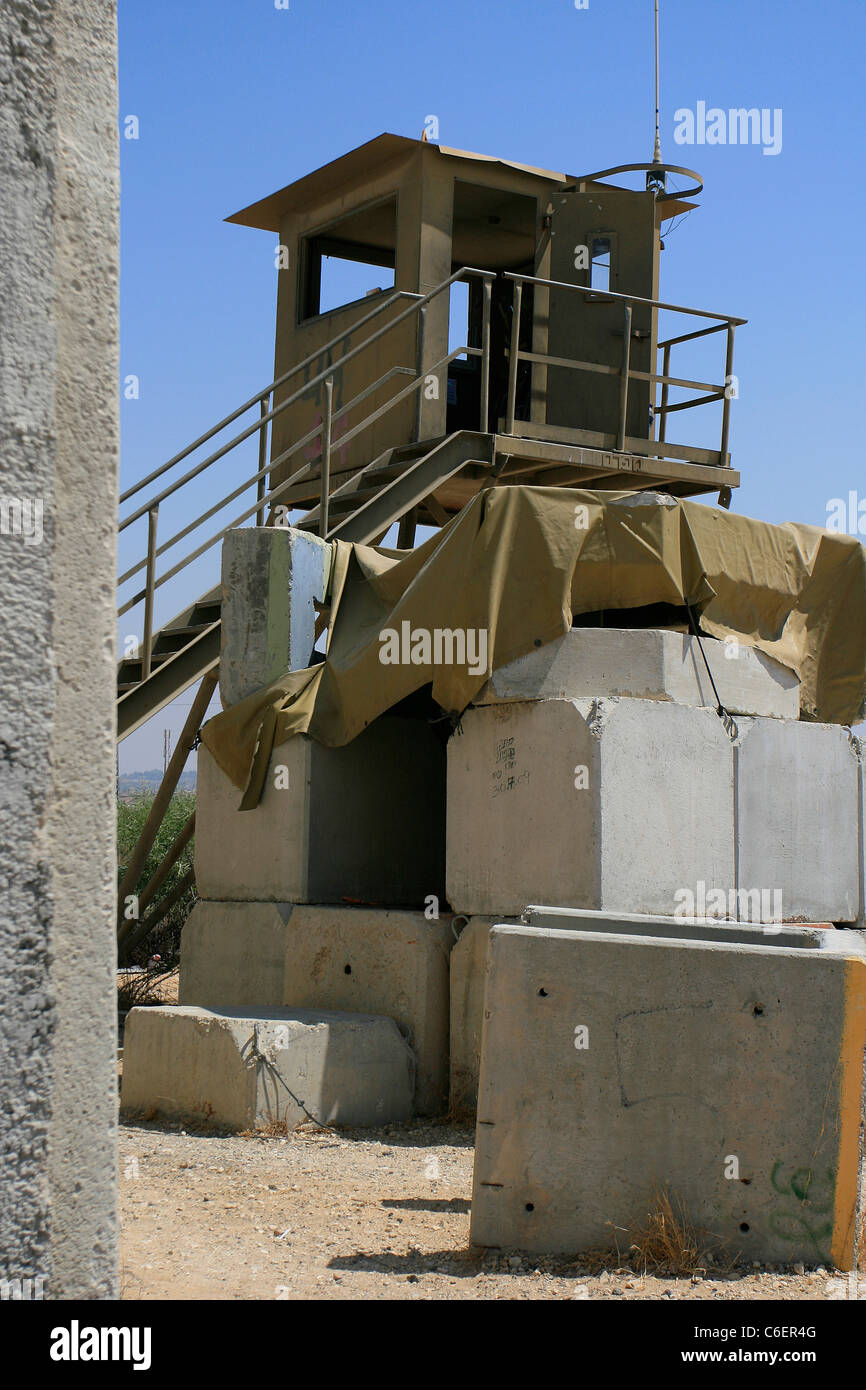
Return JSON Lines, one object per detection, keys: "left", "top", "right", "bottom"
{"left": 228, "top": 133, "right": 745, "bottom": 543}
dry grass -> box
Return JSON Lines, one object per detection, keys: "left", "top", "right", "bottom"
{"left": 239, "top": 1116, "right": 338, "bottom": 1139}
{"left": 241, "top": 1118, "right": 292, "bottom": 1139}
{"left": 117, "top": 967, "right": 178, "bottom": 1013}
{"left": 580, "top": 1187, "right": 735, "bottom": 1278}
{"left": 625, "top": 1188, "right": 705, "bottom": 1275}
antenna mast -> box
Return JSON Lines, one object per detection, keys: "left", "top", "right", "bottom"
{"left": 647, "top": 0, "right": 666, "bottom": 194}
{"left": 653, "top": 0, "right": 662, "bottom": 163}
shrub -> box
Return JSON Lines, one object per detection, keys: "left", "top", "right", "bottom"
{"left": 117, "top": 790, "right": 196, "bottom": 967}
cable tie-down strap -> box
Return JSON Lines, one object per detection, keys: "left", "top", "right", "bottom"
{"left": 685, "top": 600, "right": 739, "bottom": 743}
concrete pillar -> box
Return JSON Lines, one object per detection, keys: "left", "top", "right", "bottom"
{"left": 0, "top": 0, "right": 119, "bottom": 1298}
{"left": 219, "top": 525, "right": 331, "bottom": 707}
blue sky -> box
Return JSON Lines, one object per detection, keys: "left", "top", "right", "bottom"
{"left": 118, "top": 0, "right": 866, "bottom": 769}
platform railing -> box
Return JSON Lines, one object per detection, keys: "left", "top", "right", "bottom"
{"left": 118, "top": 263, "right": 745, "bottom": 702}
{"left": 501, "top": 271, "right": 746, "bottom": 460}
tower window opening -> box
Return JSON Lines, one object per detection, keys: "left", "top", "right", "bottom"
{"left": 590, "top": 235, "right": 612, "bottom": 293}
{"left": 300, "top": 196, "right": 397, "bottom": 321}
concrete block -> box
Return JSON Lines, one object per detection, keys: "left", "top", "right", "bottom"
{"left": 476, "top": 628, "right": 799, "bottom": 720}
{"left": 179, "top": 902, "right": 453, "bottom": 1115}
{"left": 736, "top": 719, "right": 861, "bottom": 923}
{"left": 471, "top": 925, "right": 866, "bottom": 1268}
{"left": 451, "top": 909, "right": 862, "bottom": 1115}
{"left": 446, "top": 698, "right": 735, "bottom": 917}
{"left": 523, "top": 904, "right": 859, "bottom": 950}
{"left": 449, "top": 915, "right": 520, "bottom": 1116}
{"left": 220, "top": 525, "right": 331, "bottom": 707}
{"left": 195, "top": 715, "right": 446, "bottom": 905}
{"left": 121, "top": 1005, "right": 414, "bottom": 1130}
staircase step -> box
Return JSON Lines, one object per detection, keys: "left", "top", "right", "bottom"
{"left": 160, "top": 622, "right": 218, "bottom": 638}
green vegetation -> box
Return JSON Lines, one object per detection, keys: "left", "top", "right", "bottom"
{"left": 117, "top": 790, "right": 196, "bottom": 967}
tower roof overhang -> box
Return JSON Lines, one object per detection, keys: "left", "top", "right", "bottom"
{"left": 225, "top": 133, "right": 578, "bottom": 232}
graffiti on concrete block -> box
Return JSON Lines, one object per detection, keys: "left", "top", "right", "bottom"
{"left": 768, "top": 1161, "right": 834, "bottom": 1263}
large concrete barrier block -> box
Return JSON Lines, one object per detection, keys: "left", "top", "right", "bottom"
{"left": 121, "top": 1004, "right": 414, "bottom": 1130}
{"left": 220, "top": 526, "right": 331, "bottom": 708}
{"left": 195, "top": 715, "right": 446, "bottom": 905}
{"left": 736, "top": 719, "right": 861, "bottom": 923}
{"left": 451, "top": 908, "right": 856, "bottom": 1116}
{"left": 477, "top": 628, "right": 799, "bottom": 719}
{"left": 523, "top": 904, "right": 856, "bottom": 949}
{"left": 471, "top": 925, "right": 866, "bottom": 1269}
{"left": 179, "top": 902, "right": 453, "bottom": 1115}
{"left": 446, "top": 698, "right": 734, "bottom": 916}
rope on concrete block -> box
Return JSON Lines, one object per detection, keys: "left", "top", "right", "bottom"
{"left": 240, "top": 1024, "right": 326, "bottom": 1129}
{"left": 685, "top": 600, "right": 739, "bottom": 742}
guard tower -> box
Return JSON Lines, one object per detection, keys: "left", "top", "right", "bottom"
{"left": 116, "top": 133, "right": 747, "bottom": 740}
{"left": 228, "top": 134, "right": 745, "bottom": 539}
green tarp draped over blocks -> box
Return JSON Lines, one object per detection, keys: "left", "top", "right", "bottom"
{"left": 200, "top": 487, "right": 866, "bottom": 809}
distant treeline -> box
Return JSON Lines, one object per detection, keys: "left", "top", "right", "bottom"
{"left": 118, "top": 768, "right": 197, "bottom": 798}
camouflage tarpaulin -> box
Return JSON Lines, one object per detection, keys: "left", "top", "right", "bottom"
{"left": 200, "top": 487, "right": 866, "bottom": 809}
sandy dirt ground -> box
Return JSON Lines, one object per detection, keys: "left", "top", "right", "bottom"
{"left": 118, "top": 1114, "right": 855, "bottom": 1303}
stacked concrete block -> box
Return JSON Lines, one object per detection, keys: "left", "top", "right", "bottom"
{"left": 122, "top": 524, "right": 455, "bottom": 1128}
{"left": 471, "top": 923, "right": 866, "bottom": 1268}
{"left": 451, "top": 908, "right": 853, "bottom": 1114}
{"left": 447, "top": 696, "right": 735, "bottom": 918}
{"left": 219, "top": 526, "right": 331, "bottom": 706}
{"left": 196, "top": 717, "right": 446, "bottom": 906}
{"left": 447, "top": 671, "right": 863, "bottom": 925}
{"left": 734, "top": 719, "right": 861, "bottom": 924}
{"left": 449, "top": 915, "right": 520, "bottom": 1116}
{"left": 522, "top": 904, "right": 842, "bottom": 946}
{"left": 477, "top": 627, "right": 799, "bottom": 719}
{"left": 179, "top": 902, "right": 452, "bottom": 1115}
{"left": 121, "top": 1005, "right": 415, "bottom": 1130}
{"left": 446, "top": 629, "right": 863, "bottom": 1118}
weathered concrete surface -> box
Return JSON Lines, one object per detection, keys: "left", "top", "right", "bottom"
{"left": 523, "top": 904, "right": 858, "bottom": 950}
{"left": 449, "top": 915, "right": 520, "bottom": 1116}
{"left": 0, "top": 1, "right": 119, "bottom": 1298}
{"left": 220, "top": 526, "right": 331, "bottom": 708}
{"left": 477, "top": 628, "right": 799, "bottom": 719}
{"left": 196, "top": 716, "right": 446, "bottom": 905}
{"left": 447, "top": 698, "right": 734, "bottom": 917}
{"left": 736, "top": 719, "right": 861, "bottom": 923}
{"left": 180, "top": 903, "right": 453, "bottom": 1114}
{"left": 451, "top": 910, "right": 862, "bottom": 1115}
{"left": 472, "top": 925, "right": 866, "bottom": 1268}
{"left": 121, "top": 1005, "right": 415, "bottom": 1130}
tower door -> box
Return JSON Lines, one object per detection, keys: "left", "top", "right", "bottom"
{"left": 543, "top": 183, "right": 660, "bottom": 442}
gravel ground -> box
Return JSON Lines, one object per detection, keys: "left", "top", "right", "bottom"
{"left": 118, "top": 1116, "right": 853, "bottom": 1302}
